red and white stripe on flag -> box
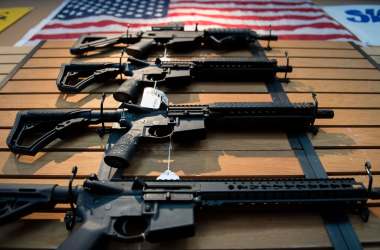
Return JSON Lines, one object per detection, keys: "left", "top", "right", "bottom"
{"left": 30, "top": 0, "right": 358, "bottom": 42}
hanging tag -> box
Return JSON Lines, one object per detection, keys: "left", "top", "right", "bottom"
{"left": 140, "top": 87, "right": 168, "bottom": 110}
{"left": 157, "top": 169, "right": 180, "bottom": 180}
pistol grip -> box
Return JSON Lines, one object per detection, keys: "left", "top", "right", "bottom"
{"left": 57, "top": 220, "right": 107, "bottom": 250}
{"left": 114, "top": 79, "right": 144, "bottom": 103}
{"left": 104, "top": 129, "right": 141, "bottom": 168}
{"left": 126, "top": 39, "right": 155, "bottom": 58}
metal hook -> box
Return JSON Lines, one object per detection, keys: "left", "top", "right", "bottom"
{"left": 284, "top": 51, "right": 289, "bottom": 82}
{"left": 267, "top": 25, "right": 272, "bottom": 50}
{"left": 309, "top": 93, "right": 319, "bottom": 135}
{"left": 65, "top": 166, "right": 78, "bottom": 230}
{"left": 312, "top": 92, "right": 318, "bottom": 109}
{"left": 119, "top": 48, "right": 127, "bottom": 80}
{"left": 97, "top": 93, "right": 107, "bottom": 137}
{"left": 365, "top": 161, "right": 373, "bottom": 193}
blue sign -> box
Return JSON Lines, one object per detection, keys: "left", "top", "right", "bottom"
{"left": 323, "top": 5, "right": 380, "bottom": 45}
{"left": 345, "top": 8, "right": 380, "bottom": 23}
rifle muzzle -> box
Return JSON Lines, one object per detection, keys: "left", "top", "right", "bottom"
{"left": 316, "top": 109, "right": 334, "bottom": 119}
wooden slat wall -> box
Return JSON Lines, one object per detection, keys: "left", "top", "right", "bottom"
{"left": 0, "top": 40, "right": 380, "bottom": 249}
{"left": 0, "top": 46, "right": 32, "bottom": 87}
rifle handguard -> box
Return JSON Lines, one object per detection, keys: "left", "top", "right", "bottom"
{"left": 206, "top": 28, "right": 278, "bottom": 42}
{"left": 113, "top": 79, "right": 144, "bottom": 102}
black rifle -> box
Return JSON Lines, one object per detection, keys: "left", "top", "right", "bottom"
{"left": 1, "top": 165, "right": 379, "bottom": 250}
{"left": 57, "top": 56, "right": 292, "bottom": 103}
{"left": 7, "top": 100, "right": 333, "bottom": 168}
{"left": 70, "top": 23, "right": 277, "bottom": 57}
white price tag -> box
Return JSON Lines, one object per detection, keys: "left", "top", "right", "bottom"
{"left": 140, "top": 87, "right": 168, "bottom": 109}
{"left": 157, "top": 169, "right": 180, "bottom": 180}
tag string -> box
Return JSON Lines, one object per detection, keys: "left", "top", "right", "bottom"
{"left": 167, "top": 134, "right": 173, "bottom": 171}
{"left": 163, "top": 46, "right": 168, "bottom": 59}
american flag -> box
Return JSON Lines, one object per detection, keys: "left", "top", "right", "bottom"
{"left": 25, "top": 0, "right": 358, "bottom": 42}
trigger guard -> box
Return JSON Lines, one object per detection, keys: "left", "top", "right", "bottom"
{"left": 145, "top": 125, "right": 174, "bottom": 139}
{"left": 111, "top": 217, "right": 147, "bottom": 242}
{"left": 112, "top": 232, "right": 145, "bottom": 242}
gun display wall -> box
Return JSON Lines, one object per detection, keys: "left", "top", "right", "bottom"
{"left": 1, "top": 24, "right": 380, "bottom": 250}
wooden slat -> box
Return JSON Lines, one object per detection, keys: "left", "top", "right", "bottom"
{"left": 12, "top": 67, "right": 380, "bottom": 80}
{"left": 0, "top": 80, "right": 268, "bottom": 94}
{"left": 1, "top": 149, "right": 380, "bottom": 178}
{"left": 22, "top": 213, "right": 65, "bottom": 221}
{"left": 40, "top": 40, "right": 355, "bottom": 50}
{"left": 0, "top": 64, "right": 16, "bottom": 74}
{"left": 266, "top": 48, "right": 362, "bottom": 58}
{"left": 0, "top": 129, "right": 292, "bottom": 151}
{"left": 286, "top": 68, "right": 380, "bottom": 80}
{"left": 32, "top": 48, "right": 363, "bottom": 59}
{"left": 2, "top": 127, "right": 380, "bottom": 154}
{"left": 318, "top": 149, "right": 380, "bottom": 175}
{"left": 24, "top": 57, "right": 92, "bottom": 68}
{"left": 2, "top": 150, "right": 380, "bottom": 178}
{"left": 0, "top": 151, "right": 101, "bottom": 177}
{"left": 3, "top": 79, "right": 380, "bottom": 94}
{"left": 258, "top": 40, "right": 354, "bottom": 49}
{"left": 0, "top": 150, "right": 302, "bottom": 178}
{"left": 2, "top": 108, "right": 380, "bottom": 128}
{"left": 0, "top": 75, "right": 4, "bottom": 83}
{"left": 42, "top": 40, "right": 76, "bottom": 48}
{"left": 0, "top": 47, "right": 33, "bottom": 55}
{"left": 2, "top": 128, "right": 378, "bottom": 151}
{"left": 0, "top": 93, "right": 120, "bottom": 109}
{"left": 312, "top": 128, "right": 380, "bottom": 149}
{"left": 278, "top": 58, "right": 373, "bottom": 69}
{"left": 0, "top": 208, "right": 379, "bottom": 250}
{"left": 0, "top": 93, "right": 273, "bottom": 109}
{"left": 22, "top": 57, "right": 374, "bottom": 69}
{"left": 0, "top": 129, "right": 109, "bottom": 150}
{"left": 12, "top": 68, "right": 59, "bottom": 80}
{"left": 316, "top": 109, "right": 380, "bottom": 126}
{"left": 0, "top": 93, "right": 379, "bottom": 109}
{"left": 0, "top": 55, "right": 26, "bottom": 64}
{"left": 0, "top": 110, "right": 16, "bottom": 127}
{"left": 284, "top": 80, "right": 380, "bottom": 93}
{"left": 288, "top": 93, "right": 380, "bottom": 108}
{"left": 0, "top": 178, "right": 83, "bottom": 185}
